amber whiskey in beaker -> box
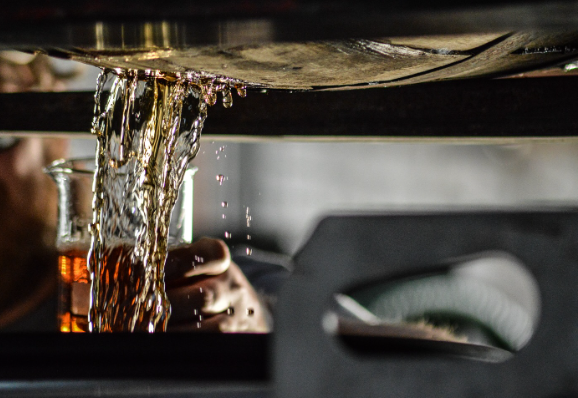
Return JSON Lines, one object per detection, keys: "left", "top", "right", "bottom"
{"left": 58, "top": 249, "right": 90, "bottom": 332}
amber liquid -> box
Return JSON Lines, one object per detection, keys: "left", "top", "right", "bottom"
{"left": 88, "top": 69, "right": 246, "bottom": 332}
{"left": 58, "top": 249, "right": 90, "bottom": 332}
{"left": 59, "top": 245, "right": 154, "bottom": 333}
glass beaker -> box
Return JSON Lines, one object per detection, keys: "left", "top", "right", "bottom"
{"left": 44, "top": 157, "right": 197, "bottom": 332}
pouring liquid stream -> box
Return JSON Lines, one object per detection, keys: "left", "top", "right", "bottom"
{"left": 88, "top": 69, "right": 245, "bottom": 332}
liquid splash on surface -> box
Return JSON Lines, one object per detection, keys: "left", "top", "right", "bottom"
{"left": 89, "top": 69, "right": 245, "bottom": 332}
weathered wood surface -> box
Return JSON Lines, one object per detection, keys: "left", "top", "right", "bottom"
{"left": 58, "top": 31, "right": 578, "bottom": 90}
{"left": 63, "top": 39, "right": 469, "bottom": 89}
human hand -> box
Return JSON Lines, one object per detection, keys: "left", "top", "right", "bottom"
{"left": 165, "top": 238, "right": 271, "bottom": 333}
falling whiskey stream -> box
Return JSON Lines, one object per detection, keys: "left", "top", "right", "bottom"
{"left": 88, "top": 69, "right": 246, "bottom": 332}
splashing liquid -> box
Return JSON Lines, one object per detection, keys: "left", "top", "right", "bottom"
{"left": 89, "top": 69, "right": 245, "bottom": 332}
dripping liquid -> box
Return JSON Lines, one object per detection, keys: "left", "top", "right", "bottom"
{"left": 88, "top": 69, "right": 244, "bottom": 332}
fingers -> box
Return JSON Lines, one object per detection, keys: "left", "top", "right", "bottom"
{"left": 163, "top": 238, "right": 271, "bottom": 333}
{"left": 167, "top": 271, "right": 236, "bottom": 321}
{"left": 165, "top": 238, "right": 230, "bottom": 283}
{"left": 183, "top": 238, "right": 230, "bottom": 278}
{"left": 166, "top": 261, "right": 271, "bottom": 333}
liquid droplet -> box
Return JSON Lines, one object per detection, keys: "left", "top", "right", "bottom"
{"left": 246, "top": 234, "right": 251, "bottom": 240}
{"left": 245, "top": 207, "right": 252, "bottom": 227}
{"left": 202, "top": 82, "right": 218, "bottom": 106}
{"left": 216, "top": 174, "right": 225, "bottom": 185}
{"left": 227, "top": 307, "right": 235, "bottom": 316}
{"left": 208, "top": 92, "right": 217, "bottom": 106}
{"left": 222, "top": 88, "right": 233, "bottom": 108}
{"left": 221, "top": 201, "right": 228, "bottom": 208}
{"left": 235, "top": 84, "right": 247, "bottom": 98}
{"left": 222, "top": 214, "right": 226, "bottom": 219}
{"left": 246, "top": 247, "right": 253, "bottom": 256}
{"left": 224, "top": 231, "right": 232, "bottom": 239}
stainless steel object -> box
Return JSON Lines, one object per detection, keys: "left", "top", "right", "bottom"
{"left": 278, "top": 209, "right": 578, "bottom": 397}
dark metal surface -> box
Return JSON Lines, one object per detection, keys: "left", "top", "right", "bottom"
{"left": 0, "top": 333, "right": 269, "bottom": 381}
{"left": 206, "top": 77, "right": 578, "bottom": 138}
{"left": 340, "top": 334, "right": 514, "bottom": 362}
{"left": 0, "top": 381, "right": 270, "bottom": 398}
{"left": 1, "top": 1, "right": 578, "bottom": 49}
{"left": 1, "top": 77, "right": 577, "bottom": 138}
{"left": 275, "top": 209, "right": 578, "bottom": 397}
{"left": 338, "top": 318, "right": 515, "bottom": 362}
{"left": 0, "top": 92, "right": 94, "bottom": 135}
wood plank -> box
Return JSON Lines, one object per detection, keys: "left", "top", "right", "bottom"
{"left": 60, "top": 31, "right": 578, "bottom": 89}
{"left": 64, "top": 41, "right": 468, "bottom": 90}
{"left": 388, "top": 33, "right": 508, "bottom": 51}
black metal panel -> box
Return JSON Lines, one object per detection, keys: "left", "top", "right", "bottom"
{"left": 0, "top": 1, "right": 578, "bottom": 48}
{"left": 207, "top": 77, "right": 578, "bottom": 138}
{"left": 0, "top": 91, "right": 95, "bottom": 134}
{"left": 0, "top": 381, "right": 270, "bottom": 398}
{"left": 0, "top": 333, "right": 269, "bottom": 381}
{"left": 1, "top": 77, "right": 577, "bottom": 138}
{"left": 275, "top": 209, "right": 578, "bottom": 397}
